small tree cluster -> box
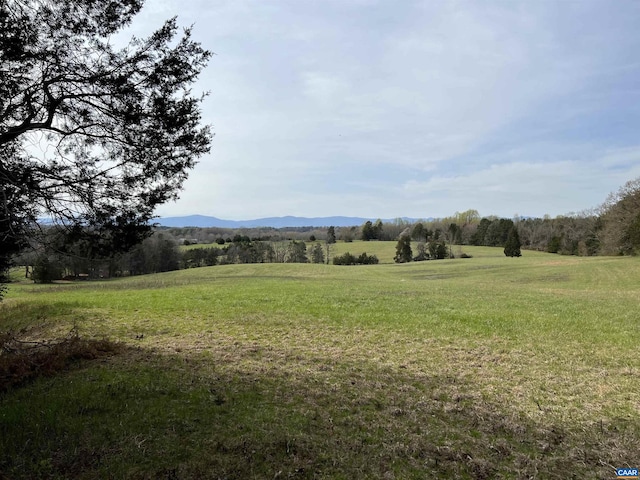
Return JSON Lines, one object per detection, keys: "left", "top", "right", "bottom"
{"left": 309, "top": 244, "right": 325, "bottom": 264}
{"left": 411, "top": 240, "right": 449, "bottom": 261}
{"left": 361, "top": 220, "right": 384, "bottom": 241}
{"left": 21, "top": 230, "right": 182, "bottom": 281}
{"left": 471, "top": 218, "right": 515, "bottom": 247}
{"left": 333, "top": 252, "right": 379, "bottom": 265}
{"left": 181, "top": 247, "right": 220, "bottom": 268}
{"left": 285, "top": 241, "right": 308, "bottom": 263}
{"left": 223, "top": 239, "right": 274, "bottom": 264}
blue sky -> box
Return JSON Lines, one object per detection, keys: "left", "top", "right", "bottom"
{"left": 131, "top": 0, "right": 640, "bottom": 220}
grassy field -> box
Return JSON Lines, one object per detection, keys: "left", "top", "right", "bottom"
{"left": 1, "top": 246, "right": 639, "bottom": 479}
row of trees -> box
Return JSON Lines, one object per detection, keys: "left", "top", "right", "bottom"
{"left": 393, "top": 236, "right": 461, "bottom": 263}
{"left": 386, "top": 179, "right": 639, "bottom": 258}
{"left": 19, "top": 233, "right": 182, "bottom": 282}
{"left": 22, "top": 234, "right": 340, "bottom": 282}
{"left": 17, "top": 172, "right": 640, "bottom": 282}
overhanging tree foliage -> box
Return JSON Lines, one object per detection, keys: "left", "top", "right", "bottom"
{"left": 0, "top": 0, "right": 212, "bottom": 297}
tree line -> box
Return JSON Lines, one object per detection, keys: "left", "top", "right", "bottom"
{"left": 8, "top": 177, "right": 640, "bottom": 283}
{"left": 393, "top": 178, "right": 639, "bottom": 259}
{"left": 17, "top": 233, "right": 332, "bottom": 282}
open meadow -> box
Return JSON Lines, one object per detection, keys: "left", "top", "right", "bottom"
{"left": 1, "top": 246, "right": 639, "bottom": 479}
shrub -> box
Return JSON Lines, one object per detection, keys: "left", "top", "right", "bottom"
{"left": 333, "top": 252, "right": 357, "bottom": 265}
{"left": 358, "top": 252, "right": 379, "bottom": 265}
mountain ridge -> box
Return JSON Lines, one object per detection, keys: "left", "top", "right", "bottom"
{"left": 155, "top": 214, "right": 427, "bottom": 228}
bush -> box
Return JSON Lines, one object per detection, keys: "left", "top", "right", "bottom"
{"left": 358, "top": 252, "right": 379, "bottom": 265}
{"left": 333, "top": 252, "right": 357, "bottom": 265}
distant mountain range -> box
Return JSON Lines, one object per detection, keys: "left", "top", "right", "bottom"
{"left": 155, "top": 215, "right": 425, "bottom": 228}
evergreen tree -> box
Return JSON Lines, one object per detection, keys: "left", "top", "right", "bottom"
{"left": 373, "top": 219, "right": 384, "bottom": 240}
{"left": 361, "top": 221, "right": 374, "bottom": 241}
{"left": 394, "top": 235, "right": 412, "bottom": 263}
{"left": 327, "top": 226, "right": 337, "bottom": 244}
{"left": 504, "top": 227, "right": 522, "bottom": 257}
{"left": 411, "top": 222, "right": 426, "bottom": 242}
{"left": 429, "top": 240, "right": 449, "bottom": 259}
{"left": 310, "top": 244, "right": 325, "bottom": 264}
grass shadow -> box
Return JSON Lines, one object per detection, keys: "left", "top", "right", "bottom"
{"left": 0, "top": 340, "right": 635, "bottom": 479}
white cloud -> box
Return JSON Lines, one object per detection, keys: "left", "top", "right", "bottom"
{"left": 131, "top": 0, "right": 640, "bottom": 219}
{"left": 401, "top": 147, "right": 640, "bottom": 218}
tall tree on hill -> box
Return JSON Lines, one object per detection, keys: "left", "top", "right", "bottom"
{"left": 327, "top": 226, "right": 337, "bottom": 244}
{"left": 0, "top": 0, "right": 212, "bottom": 299}
{"left": 310, "top": 243, "right": 325, "bottom": 264}
{"left": 325, "top": 226, "right": 336, "bottom": 264}
{"left": 394, "top": 233, "right": 412, "bottom": 263}
{"left": 373, "top": 219, "right": 384, "bottom": 240}
{"left": 411, "top": 222, "right": 426, "bottom": 242}
{"left": 470, "top": 217, "right": 492, "bottom": 245}
{"left": 361, "top": 221, "right": 375, "bottom": 241}
{"left": 485, "top": 219, "right": 515, "bottom": 247}
{"left": 504, "top": 226, "right": 522, "bottom": 257}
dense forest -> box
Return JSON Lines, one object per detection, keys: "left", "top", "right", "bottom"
{"left": 11, "top": 177, "right": 640, "bottom": 282}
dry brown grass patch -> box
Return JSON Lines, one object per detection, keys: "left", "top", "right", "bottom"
{"left": 0, "top": 328, "right": 122, "bottom": 392}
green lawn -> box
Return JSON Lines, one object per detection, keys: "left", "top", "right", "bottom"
{"left": 1, "top": 247, "right": 639, "bottom": 479}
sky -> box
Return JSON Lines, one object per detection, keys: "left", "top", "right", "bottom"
{"left": 128, "top": 0, "right": 640, "bottom": 220}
